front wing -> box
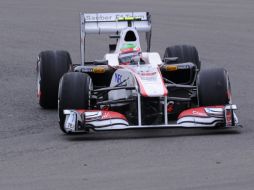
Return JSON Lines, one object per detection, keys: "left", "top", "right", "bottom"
{"left": 63, "top": 105, "right": 239, "bottom": 133}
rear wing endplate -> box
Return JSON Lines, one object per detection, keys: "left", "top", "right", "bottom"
{"left": 80, "top": 12, "right": 152, "bottom": 64}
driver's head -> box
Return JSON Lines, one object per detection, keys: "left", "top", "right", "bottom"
{"left": 118, "top": 51, "right": 141, "bottom": 65}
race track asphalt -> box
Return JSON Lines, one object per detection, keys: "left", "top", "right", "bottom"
{"left": 1, "top": 0, "right": 254, "bottom": 189}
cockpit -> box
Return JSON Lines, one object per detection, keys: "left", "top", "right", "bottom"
{"left": 118, "top": 51, "right": 146, "bottom": 65}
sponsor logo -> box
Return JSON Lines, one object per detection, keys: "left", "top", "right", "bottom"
{"left": 115, "top": 73, "right": 122, "bottom": 83}
{"left": 192, "top": 110, "right": 207, "bottom": 117}
{"left": 177, "top": 65, "right": 189, "bottom": 69}
{"left": 85, "top": 14, "right": 113, "bottom": 22}
{"left": 81, "top": 67, "right": 106, "bottom": 73}
{"left": 81, "top": 68, "right": 93, "bottom": 72}
{"left": 140, "top": 72, "right": 157, "bottom": 81}
{"left": 139, "top": 71, "right": 156, "bottom": 76}
{"left": 115, "top": 13, "right": 146, "bottom": 20}
{"left": 84, "top": 12, "right": 147, "bottom": 22}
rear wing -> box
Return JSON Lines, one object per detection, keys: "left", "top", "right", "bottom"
{"left": 80, "top": 12, "right": 152, "bottom": 65}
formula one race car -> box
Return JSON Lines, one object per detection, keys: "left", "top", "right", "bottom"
{"left": 36, "top": 12, "right": 239, "bottom": 134}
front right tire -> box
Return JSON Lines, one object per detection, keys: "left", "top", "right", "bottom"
{"left": 58, "top": 72, "right": 93, "bottom": 133}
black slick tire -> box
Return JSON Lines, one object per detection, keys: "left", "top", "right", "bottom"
{"left": 58, "top": 72, "right": 92, "bottom": 133}
{"left": 164, "top": 45, "right": 201, "bottom": 69}
{"left": 197, "top": 68, "right": 231, "bottom": 106}
{"left": 37, "top": 50, "right": 72, "bottom": 108}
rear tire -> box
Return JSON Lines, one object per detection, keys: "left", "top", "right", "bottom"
{"left": 58, "top": 72, "right": 92, "bottom": 133}
{"left": 197, "top": 68, "right": 231, "bottom": 106}
{"left": 164, "top": 45, "right": 201, "bottom": 69}
{"left": 37, "top": 50, "right": 72, "bottom": 108}
{"left": 163, "top": 45, "right": 200, "bottom": 114}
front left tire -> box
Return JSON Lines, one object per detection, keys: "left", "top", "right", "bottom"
{"left": 197, "top": 68, "right": 232, "bottom": 106}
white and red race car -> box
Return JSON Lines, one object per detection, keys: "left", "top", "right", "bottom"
{"left": 36, "top": 12, "right": 239, "bottom": 134}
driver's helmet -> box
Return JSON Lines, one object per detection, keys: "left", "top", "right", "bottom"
{"left": 118, "top": 51, "right": 143, "bottom": 65}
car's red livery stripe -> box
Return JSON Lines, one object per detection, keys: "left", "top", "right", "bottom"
{"left": 76, "top": 110, "right": 127, "bottom": 121}
{"left": 178, "top": 106, "right": 224, "bottom": 119}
